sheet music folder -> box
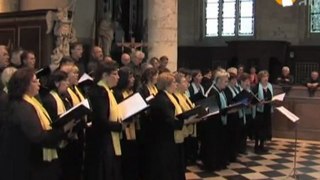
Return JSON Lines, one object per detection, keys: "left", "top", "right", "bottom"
{"left": 78, "top": 73, "right": 94, "bottom": 87}
{"left": 118, "top": 93, "right": 149, "bottom": 121}
{"left": 51, "top": 99, "right": 92, "bottom": 128}
{"left": 195, "top": 95, "right": 219, "bottom": 113}
{"left": 176, "top": 106, "right": 208, "bottom": 120}
{"left": 36, "top": 66, "right": 51, "bottom": 78}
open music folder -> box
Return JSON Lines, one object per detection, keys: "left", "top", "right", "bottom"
{"left": 176, "top": 106, "right": 208, "bottom": 121}
{"left": 78, "top": 73, "right": 93, "bottom": 84}
{"left": 51, "top": 99, "right": 92, "bottom": 128}
{"left": 118, "top": 93, "right": 149, "bottom": 121}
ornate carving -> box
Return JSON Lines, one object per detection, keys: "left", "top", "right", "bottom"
{"left": 46, "top": 1, "right": 77, "bottom": 69}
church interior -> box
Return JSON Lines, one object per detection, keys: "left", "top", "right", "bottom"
{"left": 1, "top": 0, "right": 320, "bottom": 179}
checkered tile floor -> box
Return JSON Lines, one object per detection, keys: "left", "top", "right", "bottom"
{"left": 186, "top": 138, "right": 320, "bottom": 180}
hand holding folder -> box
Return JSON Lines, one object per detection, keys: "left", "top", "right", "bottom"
{"left": 117, "top": 93, "right": 149, "bottom": 122}
{"left": 51, "top": 99, "right": 91, "bottom": 128}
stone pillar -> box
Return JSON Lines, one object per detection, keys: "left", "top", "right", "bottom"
{"left": 20, "top": 0, "right": 68, "bottom": 11}
{"left": 0, "top": 0, "right": 19, "bottom": 12}
{"left": 148, "top": 0, "right": 178, "bottom": 71}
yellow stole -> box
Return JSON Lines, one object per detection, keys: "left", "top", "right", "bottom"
{"left": 174, "top": 92, "right": 197, "bottom": 137}
{"left": 50, "top": 91, "right": 66, "bottom": 116}
{"left": 23, "top": 94, "right": 58, "bottom": 162}
{"left": 98, "top": 80, "right": 123, "bottom": 156}
{"left": 122, "top": 90, "right": 136, "bottom": 140}
{"left": 164, "top": 91, "right": 185, "bottom": 143}
{"left": 67, "top": 86, "right": 84, "bottom": 106}
{"left": 147, "top": 84, "right": 158, "bottom": 96}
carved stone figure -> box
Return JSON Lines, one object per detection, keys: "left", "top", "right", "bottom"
{"left": 46, "top": 1, "right": 77, "bottom": 67}
{"left": 98, "top": 13, "right": 114, "bottom": 56}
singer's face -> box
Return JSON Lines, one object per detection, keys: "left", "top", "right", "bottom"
{"left": 241, "top": 79, "right": 251, "bottom": 90}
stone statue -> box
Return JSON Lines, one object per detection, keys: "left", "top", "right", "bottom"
{"left": 98, "top": 13, "right": 114, "bottom": 56}
{"left": 46, "top": 0, "right": 77, "bottom": 68}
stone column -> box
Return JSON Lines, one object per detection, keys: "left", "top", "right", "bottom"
{"left": 148, "top": 0, "right": 178, "bottom": 71}
{"left": 0, "top": 0, "right": 19, "bottom": 12}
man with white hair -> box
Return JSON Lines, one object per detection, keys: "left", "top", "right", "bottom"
{"left": 128, "top": 50, "right": 145, "bottom": 90}
{"left": 276, "top": 66, "right": 294, "bottom": 85}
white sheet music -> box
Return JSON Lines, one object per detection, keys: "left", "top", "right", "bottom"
{"left": 145, "top": 95, "right": 154, "bottom": 102}
{"left": 118, "top": 93, "right": 149, "bottom": 120}
{"left": 202, "top": 110, "right": 220, "bottom": 119}
{"left": 78, "top": 73, "right": 93, "bottom": 83}
{"left": 272, "top": 93, "right": 286, "bottom": 102}
{"left": 276, "top": 106, "right": 299, "bottom": 123}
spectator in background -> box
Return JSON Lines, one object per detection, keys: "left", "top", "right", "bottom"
{"left": 70, "top": 42, "right": 86, "bottom": 76}
{"left": 305, "top": 71, "right": 320, "bottom": 97}
{"left": 148, "top": 57, "right": 160, "bottom": 70}
{"left": 249, "top": 66, "right": 258, "bottom": 86}
{"left": 237, "top": 64, "right": 245, "bottom": 81}
{"left": 201, "top": 69, "right": 212, "bottom": 92}
{"left": 20, "top": 50, "right": 36, "bottom": 69}
{"left": 159, "top": 55, "right": 170, "bottom": 73}
{"left": 10, "top": 48, "right": 24, "bottom": 68}
{"left": 276, "top": 66, "right": 294, "bottom": 85}
{"left": 87, "top": 46, "right": 104, "bottom": 77}
{"left": 120, "top": 53, "right": 131, "bottom": 67}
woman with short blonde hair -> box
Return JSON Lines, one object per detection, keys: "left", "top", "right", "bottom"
{"left": 252, "top": 70, "right": 273, "bottom": 154}
{"left": 145, "top": 71, "right": 186, "bottom": 180}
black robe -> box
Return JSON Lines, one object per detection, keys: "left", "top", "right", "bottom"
{"left": 252, "top": 84, "right": 273, "bottom": 141}
{"left": 42, "top": 92, "right": 84, "bottom": 180}
{"left": 113, "top": 88, "right": 139, "bottom": 180}
{"left": 84, "top": 85, "right": 123, "bottom": 180}
{"left": 0, "top": 100, "right": 65, "bottom": 180}
{"left": 224, "top": 86, "right": 242, "bottom": 161}
{"left": 199, "top": 85, "right": 227, "bottom": 171}
{"left": 137, "top": 84, "right": 156, "bottom": 178}
{"left": 0, "top": 90, "right": 8, "bottom": 130}
{"left": 144, "top": 90, "right": 185, "bottom": 180}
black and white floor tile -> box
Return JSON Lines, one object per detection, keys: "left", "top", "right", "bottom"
{"left": 186, "top": 138, "right": 320, "bottom": 180}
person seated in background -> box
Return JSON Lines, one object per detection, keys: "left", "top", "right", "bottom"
{"left": 237, "top": 64, "right": 245, "bottom": 81}
{"left": 276, "top": 66, "right": 294, "bottom": 92}
{"left": 276, "top": 66, "right": 294, "bottom": 85}
{"left": 120, "top": 53, "right": 131, "bottom": 67}
{"left": 201, "top": 69, "right": 213, "bottom": 92}
{"left": 305, "top": 71, "right": 320, "bottom": 97}
{"left": 158, "top": 55, "right": 170, "bottom": 74}
{"left": 9, "top": 48, "right": 24, "bottom": 68}
{"left": 20, "top": 50, "right": 37, "bottom": 69}
{"left": 148, "top": 57, "right": 160, "bottom": 70}
{"left": 249, "top": 66, "right": 258, "bottom": 86}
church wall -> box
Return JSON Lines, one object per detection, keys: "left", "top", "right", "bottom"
{"left": 177, "top": 0, "right": 320, "bottom": 74}
{"left": 178, "top": 0, "right": 320, "bottom": 46}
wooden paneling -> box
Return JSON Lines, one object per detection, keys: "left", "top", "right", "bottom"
{"left": 18, "top": 26, "right": 41, "bottom": 66}
{"left": 272, "top": 86, "right": 320, "bottom": 141}
{"left": 0, "top": 10, "right": 54, "bottom": 68}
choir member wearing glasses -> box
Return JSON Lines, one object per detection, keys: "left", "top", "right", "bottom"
{"left": 0, "top": 68, "right": 75, "bottom": 180}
